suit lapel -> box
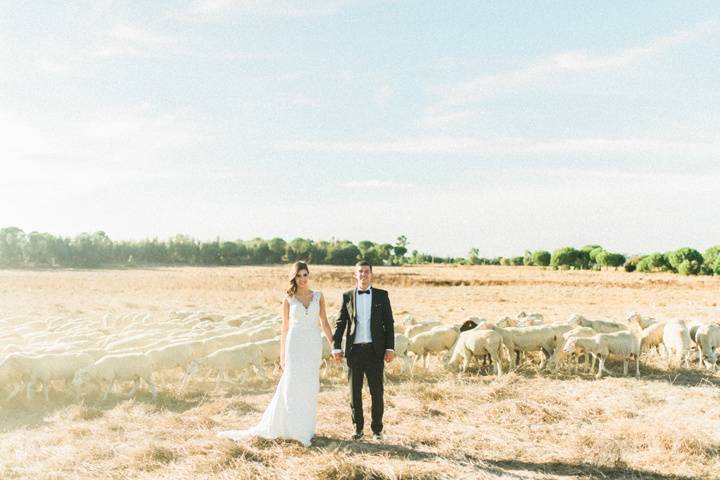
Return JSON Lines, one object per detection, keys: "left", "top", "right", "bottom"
{"left": 350, "top": 288, "right": 357, "bottom": 324}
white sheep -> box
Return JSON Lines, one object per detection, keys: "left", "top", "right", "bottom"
{"left": 517, "top": 312, "right": 544, "bottom": 326}
{"left": 662, "top": 320, "right": 692, "bottom": 368}
{"left": 447, "top": 328, "right": 503, "bottom": 377}
{"left": 73, "top": 353, "right": 157, "bottom": 400}
{"left": 571, "top": 315, "right": 627, "bottom": 333}
{"left": 694, "top": 323, "right": 720, "bottom": 369}
{"left": 1, "top": 352, "right": 94, "bottom": 401}
{"left": 147, "top": 340, "right": 208, "bottom": 381}
{"left": 639, "top": 321, "right": 666, "bottom": 355}
{"left": 625, "top": 312, "right": 657, "bottom": 329}
{"left": 186, "top": 343, "right": 265, "bottom": 387}
{"left": 407, "top": 326, "right": 459, "bottom": 370}
{"left": 406, "top": 320, "right": 442, "bottom": 338}
{"left": 255, "top": 337, "right": 282, "bottom": 368}
{"left": 564, "top": 331, "right": 641, "bottom": 378}
{"left": 490, "top": 323, "right": 572, "bottom": 370}
{"left": 547, "top": 326, "right": 597, "bottom": 372}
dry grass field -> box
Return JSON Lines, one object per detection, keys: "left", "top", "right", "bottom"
{"left": 1, "top": 265, "right": 719, "bottom": 479}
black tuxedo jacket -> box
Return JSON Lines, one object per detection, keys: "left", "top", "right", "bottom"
{"left": 333, "top": 287, "right": 394, "bottom": 363}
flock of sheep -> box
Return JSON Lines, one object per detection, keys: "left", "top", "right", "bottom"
{"left": 409, "top": 311, "right": 720, "bottom": 379}
{"left": 0, "top": 308, "right": 718, "bottom": 405}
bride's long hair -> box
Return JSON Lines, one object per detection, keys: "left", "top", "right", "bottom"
{"left": 287, "top": 261, "right": 309, "bottom": 297}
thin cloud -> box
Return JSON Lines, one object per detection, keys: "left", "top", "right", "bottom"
{"left": 190, "top": 0, "right": 353, "bottom": 18}
{"left": 94, "top": 24, "right": 175, "bottom": 58}
{"left": 280, "top": 136, "right": 720, "bottom": 156}
{"left": 342, "top": 180, "right": 414, "bottom": 190}
{"left": 433, "top": 20, "right": 717, "bottom": 106}
{"left": 0, "top": 105, "right": 209, "bottom": 167}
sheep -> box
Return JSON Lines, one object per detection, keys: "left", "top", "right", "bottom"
{"left": 255, "top": 337, "right": 282, "bottom": 369}
{"left": 390, "top": 333, "right": 412, "bottom": 374}
{"left": 694, "top": 323, "right": 720, "bottom": 369}
{"left": 571, "top": 315, "right": 627, "bottom": 333}
{"left": 186, "top": 343, "right": 265, "bottom": 387}
{"left": 406, "top": 320, "right": 442, "bottom": 338}
{"left": 146, "top": 340, "right": 208, "bottom": 384}
{"left": 73, "top": 353, "right": 157, "bottom": 401}
{"left": 687, "top": 319, "right": 705, "bottom": 347}
{"left": 495, "top": 316, "right": 518, "bottom": 328}
{"left": 625, "top": 312, "right": 657, "bottom": 329}
{"left": 407, "top": 326, "right": 459, "bottom": 370}
{"left": 1, "top": 352, "right": 94, "bottom": 401}
{"left": 517, "top": 312, "right": 544, "bottom": 326}
{"left": 489, "top": 323, "right": 573, "bottom": 370}
{"left": 564, "top": 331, "right": 641, "bottom": 378}
{"left": 547, "top": 326, "right": 597, "bottom": 372}
{"left": 447, "top": 328, "right": 503, "bottom": 377}
{"left": 459, "top": 319, "right": 480, "bottom": 332}
{"left": 639, "top": 321, "right": 666, "bottom": 355}
{"left": 202, "top": 325, "right": 276, "bottom": 352}
{"left": 662, "top": 320, "right": 692, "bottom": 368}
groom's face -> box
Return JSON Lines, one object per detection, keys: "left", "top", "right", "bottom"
{"left": 355, "top": 265, "right": 372, "bottom": 289}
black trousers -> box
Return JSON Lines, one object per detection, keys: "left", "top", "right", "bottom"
{"left": 348, "top": 343, "right": 384, "bottom": 434}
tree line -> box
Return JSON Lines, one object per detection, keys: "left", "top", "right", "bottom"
{"left": 467, "top": 244, "right": 720, "bottom": 276}
{"left": 0, "top": 228, "right": 460, "bottom": 268}
{"left": 1, "top": 227, "right": 718, "bottom": 275}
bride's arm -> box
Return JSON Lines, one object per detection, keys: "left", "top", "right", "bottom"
{"left": 280, "top": 297, "right": 290, "bottom": 368}
{"left": 318, "top": 293, "right": 333, "bottom": 346}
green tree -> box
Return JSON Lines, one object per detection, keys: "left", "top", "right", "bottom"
{"left": 531, "top": 250, "right": 551, "bottom": 267}
{"left": 0, "top": 227, "right": 26, "bottom": 267}
{"left": 267, "top": 237, "right": 287, "bottom": 263}
{"left": 637, "top": 253, "right": 671, "bottom": 273}
{"left": 703, "top": 245, "right": 720, "bottom": 272}
{"left": 199, "top": 240, "right": 221, "bottom": 265}
{"left": 667, "top": 247, "right": 703, "bottom": 275}
{"left": 550, "top": 247, "right": 579, "bottom": 269}
{"left": 624, "top": 256, "right": 641, "bottom": 272}
{"left": 326, "top": 240, "right": 360, "bottom": 265}
{"left": 596, "top": 251, "right": 626, "bottom": 270}
{"left": 522, "top": 250, "right": 533, "bottom": 266}
{"left": 22, "top": 231, "right": 53, "bottom": 266}
{"left": 287, "top": 238, "right": 313, "bottom": 262}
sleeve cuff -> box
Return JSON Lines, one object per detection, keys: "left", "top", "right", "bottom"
{"left": 385, "top": 349, "right": 394, "bottom": 352}
{"left": 331, "top": 349, "right": 343, "bottom": 354}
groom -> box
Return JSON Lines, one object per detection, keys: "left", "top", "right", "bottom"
{"left": 332, "top": 261, "right": 395, "bottom": 440}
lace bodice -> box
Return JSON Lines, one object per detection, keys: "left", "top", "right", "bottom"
{"left": 288, "top": 291, "right": 321, "bottom": 330}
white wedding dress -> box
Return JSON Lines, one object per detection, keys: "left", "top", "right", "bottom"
{"left": 218, "top": 290, "right": 323, "bottom": 447}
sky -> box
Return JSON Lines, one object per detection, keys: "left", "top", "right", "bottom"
{"left": 1, "top": 1, "right": 719, "bottom": 257}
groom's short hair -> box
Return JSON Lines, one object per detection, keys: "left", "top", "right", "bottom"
{"left": 355, "top": 260, "right": 372, "bottom": 272}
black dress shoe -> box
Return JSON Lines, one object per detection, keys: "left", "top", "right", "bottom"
{"left": 351, "top": 432, "right": 364, "bottom": 440}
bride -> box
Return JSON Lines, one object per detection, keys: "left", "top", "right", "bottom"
{"left": 218, "top": 261, "right": 335, "bottom": 446}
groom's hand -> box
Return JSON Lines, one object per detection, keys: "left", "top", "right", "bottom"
{"left": 384, "top": 351, "right": 395, "bottom": 363}
{"left": 332, "top": 352, "right": 343, "bottom": 362}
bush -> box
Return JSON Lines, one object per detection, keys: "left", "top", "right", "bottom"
{"left": 550, "top": 247, "right": 578, "bottom": 269}
{"left": 637, "top": 253, "right": 671, "bottom": 273}
{"left": 667, "top": 247, "right": 703, "bottom": 275}
{"left": 596, "top": 251, "right": 626, "bottom": 269}
{"left": 677, "top": 259, "right": 702, "bottom": 276}
{"left": 531, "top": 250, "right": 551, "bottom": 267}
{"left": 703, "top": 245, "right": 720, "bottom": 271}
{"left": 624, "top": 256, "right": 641, "bottom": 272}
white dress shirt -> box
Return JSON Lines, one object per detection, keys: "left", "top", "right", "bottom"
{"left": 353, "top": 287, "right": 372, "bottom": 344}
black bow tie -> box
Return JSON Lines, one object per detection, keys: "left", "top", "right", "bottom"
{"left": 358, "top": 289, "right": 370, "bottom": 295}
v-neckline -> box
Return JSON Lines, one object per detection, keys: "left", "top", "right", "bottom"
{"left": 297, "top": 291, "right": 314, "bottom": 310}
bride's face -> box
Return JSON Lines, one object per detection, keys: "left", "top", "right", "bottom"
{"left": 296, "top": 269, "right": 309, "bottom": 289}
